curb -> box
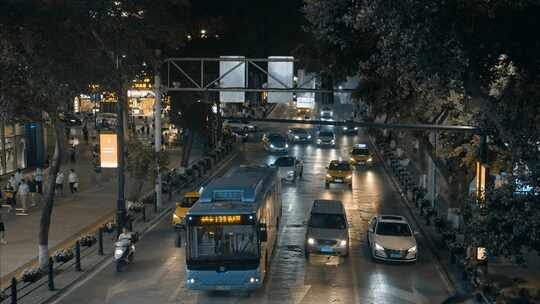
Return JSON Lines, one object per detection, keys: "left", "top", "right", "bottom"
{"left": 367, "top": 135, "right": 458, "bottom": 295}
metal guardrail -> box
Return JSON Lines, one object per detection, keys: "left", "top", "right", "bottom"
{"left": 0, "top": 140, "right": 236, "bottom": 304}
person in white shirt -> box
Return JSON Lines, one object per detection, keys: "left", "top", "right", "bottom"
{"left": 68, "top": 169, "right": 78, "bottom": 194}
{"left": 35, "top": 167, "right": 44, "bottom": 194}
{"left": 18, "top": 179, "right": 29, "bottom": 213}
{"left": 55, "top": 172, "right": 64, "bottom": 196}
{"left": 14, "top": 169, "right": 23, "bottom": 188}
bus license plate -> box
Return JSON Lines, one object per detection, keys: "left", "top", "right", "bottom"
{"left": 216, "top": 285, "right": 230, "bottom": 291}
{"left": 321, "top": 246, "right": 334, "bottom": 253}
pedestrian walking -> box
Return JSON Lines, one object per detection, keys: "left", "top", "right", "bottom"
{"left": 68, "top": 169, "right": 78, "bottom": 194}
{"left": 0, "top": 214, "right": 6, "bottom": 244}
{"left": 14, "top": 169, "right": 23, "bottom": 188}
{"left": 35, "top": 167, "right": 44, "bottom": 194}
{"left": 55, "top": 172, "right": 64, "bottom": 196}
{"left": 28, "top": 176, "right": 38, "bottom": 206}
{"left": 70, "top": 145, "right": 77, "bottom": 163}
{"left": 3, "top": 182, "right": 15, "bottom": 207}
{"left": 82, "top": 125, "right": 89, "bottom": 142}
{"left": 94, "top": 164, "right": 102, "bottom": 187}
{"left": 18, "top": 179, "right": 29, "bottom": 214}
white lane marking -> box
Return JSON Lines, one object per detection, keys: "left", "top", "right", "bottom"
{"left": 292, "top": 285, "right": 312, "bottom": 304}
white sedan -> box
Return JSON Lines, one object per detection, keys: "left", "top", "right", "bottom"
{"left": 272, "top": 156, "right": 304, "bottom": 182}
{"left": 367, "top": 215, "right": 418, "bottom": 262}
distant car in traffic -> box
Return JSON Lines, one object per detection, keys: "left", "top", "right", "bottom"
{"left": 367, "top": 215, "right": 418, "bottom": 263}
{"left": 305, "top": 199, "right": 349, "bottom": 258}
{"left": 317, "top": 130, "right": 336, "bottom": 146}
{"left": 349, "top": 144, "right": 374, "bottom": 166}
{"left": 262, "top": 133, "right": 289, "bottom": 153}
{"left": 341, "top": 120, "right": 359, "bottom": 135}
{"left": 325, "top": 160, "right": 353, "bottom": 189}
{"left": 230, "top": 127, "right": 249, "bottom": 142}
{"left": 223, "top": 118, "right": 258, "bottom": 132}
{"left": 287, "top": 128, "right": 312, "bottom": 143}
{"left": 320, "top": 106, "right": 333, "bottom": 121}
{"left": 59, "top": 113, "right": 82, "bottom": 127}
{"left": 272, "top": 156, "right": 303, "bottom": 182}
{"left": 96, "top": 113, "right": 118, "bottom": 130}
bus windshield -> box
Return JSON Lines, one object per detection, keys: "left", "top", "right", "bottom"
{"left": 188, "top": 224, "right": 258, "bottom": 262}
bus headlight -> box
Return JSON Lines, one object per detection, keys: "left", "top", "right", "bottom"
{"left": 308, "top": 238, "right": 315, "bottom": 245}
{"left": 249, "top": 277, "right": 260, "bottom": 284}
{"left": 339, "top": 240, "right": 347, "bottom": 247}
{"left": 187, "top": 278, "right": 196, "bottom": 284}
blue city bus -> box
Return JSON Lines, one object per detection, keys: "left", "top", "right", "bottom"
{"left": 185, "top": 165, "right": 282, "bottom": 290}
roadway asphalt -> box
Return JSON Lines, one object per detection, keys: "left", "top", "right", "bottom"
{"left": 50, "top": 104, "right": 452, "bottom": 304}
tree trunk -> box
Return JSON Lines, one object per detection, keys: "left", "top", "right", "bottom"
{"left": 38, "top": 120, "right": 63, "bottom": 270}
{"left": 181, "top": 129, "right": 193, "bottom": 168}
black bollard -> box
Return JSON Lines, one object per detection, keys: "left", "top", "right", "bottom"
{"left": 98, "top": 228, "right": 104, "bottom": 256}
{"left": 75, "top": 241, "right": 82, "bottom": 272}
{"left": 142, "top": 207, "right": 146, "bottom": 222}
{"left": 48, "top": 257, "right": 55, "bottom": 291}
{"left": 10, "top": 277, "right": 17, "bottom": 304}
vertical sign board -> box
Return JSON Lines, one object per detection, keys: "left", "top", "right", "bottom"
{"left": 267, "top": 56, "right": 294, "bottom": 104}
{"left": 100, "top": 133, "right": 118, "bottom": 168}
{"left": 219, "top": 56, "right": 246, "bottom": 103}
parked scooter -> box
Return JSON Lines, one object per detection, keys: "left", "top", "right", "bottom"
{"left": 114, "top": 228, "right": 138, "bottom": 272}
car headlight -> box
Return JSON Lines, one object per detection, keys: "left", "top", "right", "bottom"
{"left": 340, "top": 240, "right": 347, "bottom": 247}
{"left": 408, "top": 246, "right": 417, "bottom": 253}
{"left": 307, "top": 135, "right": 312, "bottom": 139}
{"left": 294, "top": 135, "right": 299, "bottom": 139}
{"left": 270, "top": 144, "right": 275, "bottom": 148}
{"left": 367, "top": 157, "right": 373, "bottom": 162}
{"left": 308, "top": 238, "right": 315, "bottom": 245}
{"left": 354, "top": 127, "right": 359, "bottom": 130}
{"left": 375, "top": 243, "right": 384, "bottom": 251}
{"left": 285, "top": 144, "right": 289, "bottom": 148}
{"left": 249, "top": 277, "right": 260, "bottom": 284}
{"left": 331, "top": 139, "right": 335, "bottom": 144}
{"left": 173, "top": 213, "right": 180, "bottom": 220}
{"left": 320, "top": 111, "right": 324, "bottom": 116}
{"left": 350, "top": 157, "right": 355, "bottom": 162}
{"left": 317, "top": 139, "right": 322, "bottom": 144}
{"left": 287, "top": 170, "right": 295, "bottom": 176}
{"left": 346, "top": 175, "right": 352, "bottom": 179}
{"left": 326, "top": 174, "right": 332, "bottom": 178}
{"left": 343, "top": 127, "right": 348, "bottom": 130}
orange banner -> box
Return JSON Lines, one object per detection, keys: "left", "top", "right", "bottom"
{"left": 100, "top": 133, "right": 118, "bottom": 168}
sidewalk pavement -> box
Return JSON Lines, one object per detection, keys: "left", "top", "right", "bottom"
{"left": 0, "top": 136, "right": 203, "bottom": 286}
{"left": 368, "top": 132, "right": 540, "bottom": 303}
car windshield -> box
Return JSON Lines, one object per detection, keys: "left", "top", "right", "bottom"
{"left": 291, "top": 129, "right": 307, "bottom": 135}
{"left": 329, "top": 162, "right": 350, "bottom": 171}
{"left": 188, "top": 224, "right": 258, "bottom": 261}
{"left": 352, "top": 148, "right": 369, "bottom": 156}
{"left": 274, "top": 157, "right": 295, "bottom": 167}
{"left": 319, "top": 132, "right": 334, "bottom": 137}
{"left": 269, "top": 134, "right": 286, "bottom": 142}
{"left": 309, "top": 213, "right": 346, "bottom": 230}
{"left": 376, "top": 222, "right": 412, "bottom": 237}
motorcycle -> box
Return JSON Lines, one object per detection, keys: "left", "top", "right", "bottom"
{"left": 114, "top": 232, "right": 138, "bottom": 272}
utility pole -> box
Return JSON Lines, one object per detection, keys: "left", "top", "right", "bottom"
{"left": 154, "top": 50, "right": 163, "bottom": 209}
{"left": 116, "top": 54, "right": 127, "bottom": 235}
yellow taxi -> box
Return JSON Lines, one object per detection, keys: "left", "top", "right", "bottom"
{"left": 172, "top": 191, "right": 200, "bottom": 229}
{"left": 349, "top": 144, "right": 373, "bottom": 166}
{"left": 325, "top": 160, "right": 353, "bottom": 189}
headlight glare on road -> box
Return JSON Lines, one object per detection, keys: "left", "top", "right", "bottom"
{"left": 340, "top": 240, "right": 347, "bottom": 247}
{"left": 375, "top": 243, "right": 384, "bottom": 251}
{"left": 308, "top": 238, "right": 315, "bottom": 245}
{"left": 408, "top": 246, "right": 417, "bottom": 253}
